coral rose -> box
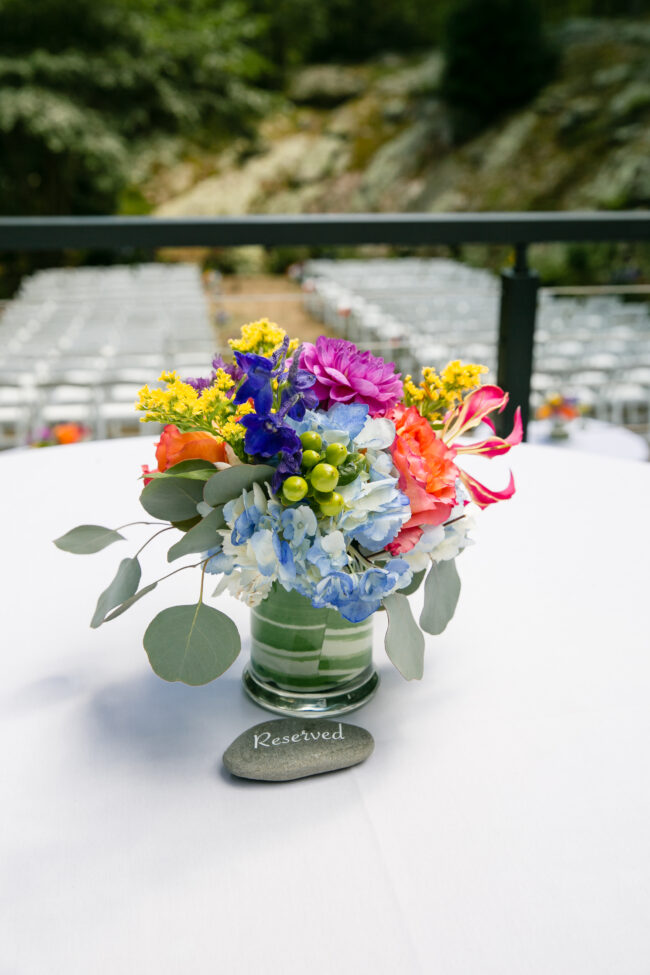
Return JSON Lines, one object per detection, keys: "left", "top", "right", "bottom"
{"left": 387, "top": 405, "right": 459, "bottom": 555}
{"left": 155, "top": 424, "right": 228, "bottom": 471}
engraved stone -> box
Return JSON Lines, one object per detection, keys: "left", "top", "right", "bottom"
{"left": 223, "top": 718, "right": 374, "bottom": 782}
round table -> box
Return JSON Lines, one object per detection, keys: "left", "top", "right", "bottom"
{"left": 528, "top": 417, "right": 649, "bottom": 462}
{"left": 2, "top": 437, "right": 649, "bottom": 975}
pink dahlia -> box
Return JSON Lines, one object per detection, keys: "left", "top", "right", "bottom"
{"left": 300, "top": 337, "right": 403, "bottom": 415}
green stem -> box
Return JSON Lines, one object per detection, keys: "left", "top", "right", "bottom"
{"left": 150, "top": 556, "right": 211, "bottom": 589}
{"left": 134, "top": 526, "right": 175, "bottom": 559}
{"left": 198, "top": 559, "right": 208, "bottom": 604}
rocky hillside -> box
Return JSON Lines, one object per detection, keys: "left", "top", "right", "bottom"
{"left": 146, "top": 19, "right": 650, "bottom": 219}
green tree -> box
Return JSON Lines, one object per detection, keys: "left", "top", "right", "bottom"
{"left": 441, "top": 0, "right": 555, "bottom": 138}
{"left": 0, "top": 0, "right": 266, "bottom": 215}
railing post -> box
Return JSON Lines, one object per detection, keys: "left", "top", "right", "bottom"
{"left": 496, "top": 243, "right": 539, "bottom": 440}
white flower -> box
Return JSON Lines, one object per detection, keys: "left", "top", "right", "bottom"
{"left": 430, "top": 511, "right": 475, "bottom": 562}
{"left": 355, "top": 416, "right": 395, "bottom": 450}
{"left": 402, "top": 525, "right": 445, "bottom": 570}
{"left": 250, "top": 529, "right": 276, "bottom": 576}
{"left": 321, "top": 530, "right": 346, "bottom": 558}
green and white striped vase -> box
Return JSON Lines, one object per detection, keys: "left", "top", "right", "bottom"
{"left": 242, "top": 584, "right": 379, "bottom": 717}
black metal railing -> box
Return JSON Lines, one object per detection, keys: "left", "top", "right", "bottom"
{"left": 1, "top": 211, "right": 649, "bottom": 437}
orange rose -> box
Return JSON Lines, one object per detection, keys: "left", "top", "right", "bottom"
{"left": 155, "top": 424, "right": 228, "bottom": 471}
{"left": 53, "top": 423, "right": 87, "bottom": 445}
{"left": 387, "top": 405, "right": 458, "bottom": 554}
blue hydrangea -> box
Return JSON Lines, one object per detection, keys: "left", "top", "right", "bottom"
{"left": 205, "top": 484, "right": 413, "bottom": 621}
{"left": 312, "top": 559, "right": 412, "bottom": 623}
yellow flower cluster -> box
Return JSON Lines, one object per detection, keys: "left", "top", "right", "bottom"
{"left": 133, "top": 321, "right": 301, "bottom": 459}
{"left": 403, "top": 360, "right": 487, "bottom": 422}
{"left": 219, "top": 402, "right": 255, "bottom": 447}
{"left": 229, "top": 319, "right": 297, "bottom": 357}
{"left": 137, "top": 370, "right": 241, "bottom": 439}
{"left": 441, "top": 360, "right": 487, "bottom": 392}
{"left": 138, "top": 373, "right": 203, "bottom": 425}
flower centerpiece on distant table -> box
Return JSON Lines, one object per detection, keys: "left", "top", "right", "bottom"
{"left": 56, "top": 321, "right": 521, "bottom": 716}
{"left": 536, "top": 392, "right": 580, "bottom": 440}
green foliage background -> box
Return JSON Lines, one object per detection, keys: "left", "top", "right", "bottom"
{"left": 0, "top": 0, "right": 267, "bottom": 215}
{"left": 440, "top": 0, "right": 556, "bottom": 137}
{"left": 0, "top": 0, "right": 644, "bottom": 219}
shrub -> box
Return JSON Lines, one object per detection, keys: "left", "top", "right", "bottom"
{"left": 0, "top": 0, "right": 266, "bottom": 214}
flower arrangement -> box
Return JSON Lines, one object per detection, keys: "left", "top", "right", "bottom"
{"left": 536, "top": 392, "right": 580, "bottom": 441}
{"left": 31, "top": 423, "right": 90, "bottom": 447}
{"left": 55, "top": 320, "right": 521, "bottom": 688}
{"left": 536, "top": 393, "right": 580, "bottom": 422}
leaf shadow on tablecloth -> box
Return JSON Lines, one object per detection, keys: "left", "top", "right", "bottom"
{"left": 85, "top": 665, "right": 261, "bottom": 766}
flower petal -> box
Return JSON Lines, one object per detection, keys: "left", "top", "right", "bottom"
{"left": 454, "top": 407, "right": 523, "bottom": 458}
{"left": 458, "top": 468, "right": 516, "bottom": 509}
{"left": 155, "top": 425, "right": 227, "bottom": 470}
{"left": 443, "top": 385, "right": 509, "bottom": 442}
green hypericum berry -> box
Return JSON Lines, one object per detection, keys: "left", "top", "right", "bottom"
{"left": 300, "top": 431, "right": 322, "bottom": 452}
{"left": 301, "top": 449, "right": 321, "bottom": 468}
{"left": 313, "top": 489, "right": 333, "bottom": 503}
{"left": 325, "top": 442, "right": 348, "bottom": 467}
{"left": 319, "top": 491, "right": 344, "bottom": 517}
{"left": 282, "top": 476, "right": 309, "bottom": 502}
{"left": 310, "top": 462, "right": 339, "bottom": 493}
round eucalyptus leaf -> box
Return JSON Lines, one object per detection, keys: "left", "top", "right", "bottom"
{"left": 171, "top": 515, "right": 202, "bottom": 532}
{"left": 383, "top": 592, "right": 425, "bottom": 681}
{"left": 54, "top": 524, "right": 125, "bottom": 554}
{"left": 140, "top": 474, "right": 205, "bottom": 521}
{"left": 143, "top": 603, "right": 241, "bottom": 685}
{"left": 420, "top": 559, "right": 461, "bottom": 636}
{"left": 167, "top": 506, "right": 225, "bottom": 562}
{"left": 204, "top": 464, "right": 275, "bottom": 507}
{"left": 91, "top": 558, "right": 141, "bottom": 629}
{"left": 150, "top": 461, "right": 217, "bottom": 482}
{"left": 104, "top": 581, "right": 158, "bottom": 623}
{"left": 166, "top": 460, "right": 218, "bottom": 475}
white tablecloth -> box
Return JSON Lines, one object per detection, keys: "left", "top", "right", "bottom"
{"left": 528, "top": 418, "right": 649, "bottom": 462}
{"left": 1, "top": 437, "right": 649, "bottom": 975}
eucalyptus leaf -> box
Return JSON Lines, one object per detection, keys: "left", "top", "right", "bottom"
{"left": 171, "top": 515, "right": 202, "bottom": 532}
{"left": 140, "top": 473, "right": 205, "bottom": 521}
{"left": 419, "top": 559, "right": 461, "bottom": 636}
{"left": 167, "top": 506, "right": 226, "bottom": 562}
{"left": 103, "top": 582, "right": 159, "bottom": 623}
{"left": 383, "top": 592, "right": 425, "bottom": 680}
{"left": 91, "top": 558, "right": 141, "bottom": 628}
{"left": 54, "top": 524, "right": 125, "bottom": 554}
{"left": 165, "top": 460, "right": 218, "bottom": 476}
{"left": 148, "top": 468, "right": 216, "bottom": 482}
{"left": 399, "top": 568, "right": 426, "bottom": 597}
{"left": 143, "top": 603, "right": 241, "bottom": 685}
{"left": 204, "top": 464, "right": 275, "bottom": 507}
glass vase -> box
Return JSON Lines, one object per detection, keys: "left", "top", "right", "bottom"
{"left": 242, "top": 584, "right": 379, "bottom": 717}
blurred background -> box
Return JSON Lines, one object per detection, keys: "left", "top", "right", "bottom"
{"left": 0, "top": 0, "right": 649, "bottom": 456}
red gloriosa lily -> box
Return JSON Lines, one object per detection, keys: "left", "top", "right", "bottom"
{"left": 441, "top": 385, "right": 522, "bottom": 509}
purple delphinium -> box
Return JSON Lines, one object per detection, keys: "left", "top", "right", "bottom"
{"left": 232, "top": 351, "right": 276, "bottom": 414}
{"left": 239, "top": 413, "right": 302, "bottom": 492}
{"left": 280, "top": 346, "right": 318, "bottom": 420}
